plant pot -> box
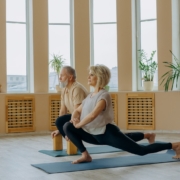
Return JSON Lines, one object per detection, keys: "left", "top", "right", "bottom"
{"left": 55, "top": 85, "right": 61, "bottom": 93}
{"left": 104, "top": 85, "right": 110, "bottom": 91}
{"left": 143, "top": 81, "right": 153, "bottom": 91}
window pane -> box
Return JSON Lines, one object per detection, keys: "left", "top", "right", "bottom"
{"left": 140, "top": 21, "right": 158, "bottom": 87}
{"left": 93, "top": 0, "right": 116, "bottom": 23}
{"left": 48, "top": 0, "right": 70, "bottom": 23}
{"left": 6, "top": 0, "right": 26, "bottom": 22}
{"left": 93, "top": 24, "right": 118, "bottom": 90}
{"left": 49, "top": 25, "right": 71, "bottom": 90}
{"left": 140, "top": 0, "right": 156, "bottom": 20}
{"left": 141, "top": 21, "right": 157, "bottom": 61}
{"left": 6, "top": 23, "right": 27, "bottom": 92}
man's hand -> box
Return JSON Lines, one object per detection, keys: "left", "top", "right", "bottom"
{"left": 71, "top": 118, "right": 81, "bottom": 129}
{"left": 51, "top": 130, "right": 59, "bottom": 138}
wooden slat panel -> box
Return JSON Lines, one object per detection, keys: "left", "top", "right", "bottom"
{"left": 6, "top": 96, "right": 35, "bottom": 133}
{"left": 49, "top": 95, "right": 61, "bottom": 131}
{"left": 126, "top": 93, "right": 155, "bottom": 130}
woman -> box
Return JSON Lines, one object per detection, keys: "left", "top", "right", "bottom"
{"left": 63, "top": 64, "right": 180, "bottom": 164}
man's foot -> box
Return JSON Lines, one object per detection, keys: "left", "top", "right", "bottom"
{"left": 172, "top": 142, "right": 180, "bottom": 159}
{"left": 72, "top": 151, "right": 92, "bottom": 164}
{"left": 147, "top": 133, "right": 156, "bottom": 144}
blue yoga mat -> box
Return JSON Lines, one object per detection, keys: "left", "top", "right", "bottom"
{"left": 39, "top": 142, "right": 164, "bottom": 157}
{"left": 39, "top": 145, "right": 123, "bottom": 157}
{"left": 32, "top": 150, "right": 179, "bottom": 174}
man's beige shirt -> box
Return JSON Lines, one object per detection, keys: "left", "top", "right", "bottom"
{"left": 61, "top": 82, "right": 89, "bottom": 113}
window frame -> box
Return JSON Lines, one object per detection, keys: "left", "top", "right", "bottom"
{"left": 6, "top": 0, "right": 31, "bottom": 93}
{"left": 170, "top": 0, "right": 180, "bottom": 91}
{"left": 136, "top": 0, "right": 158, "bottom": 91}
{"left": 90, "top": 0, "right": 118, "bottom": 92}
{"left": 48, "top": 0, "right": 74, "bottom": 92}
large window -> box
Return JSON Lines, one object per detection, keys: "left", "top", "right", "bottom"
{"left": 48, "top": 0, "right": 73, "bottom": 91}
{"left": 6, "top": 0, "right": 30, "bottom": 92}
{"left": 137, "top": 0, "right": 157, "bottom": 90}
{"left": 90, "top": 0, "right": 118, "bottom": 91}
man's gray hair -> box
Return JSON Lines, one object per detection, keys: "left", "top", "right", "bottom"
{"left": 63, "top": 66, "right": 76, "bottom": 79}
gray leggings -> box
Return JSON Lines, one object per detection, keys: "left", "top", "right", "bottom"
{"left": 63, "top": 122, "right": 172, "bottom": 155}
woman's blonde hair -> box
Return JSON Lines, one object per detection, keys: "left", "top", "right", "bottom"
{"left": 89, "top": 64, "right": 111, "bottom": 88}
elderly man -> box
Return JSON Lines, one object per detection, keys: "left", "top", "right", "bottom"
{"left": 51, "top": 66, "right": 89, "bottom": 141}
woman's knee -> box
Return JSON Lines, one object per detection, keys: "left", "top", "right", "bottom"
{"left": 136, "top": 148, "right": 147, "bottom": 156}
{"left": 63, "top": 122, "right": 73, "bottom": 134}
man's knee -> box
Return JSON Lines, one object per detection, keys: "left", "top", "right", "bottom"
{"left": 55, "top": 114, "right": 69, "bottom": 126}
{"left": 55, "top": 116, "right": 63, "bottom": 126}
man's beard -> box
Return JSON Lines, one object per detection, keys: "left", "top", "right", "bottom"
{"left": 59, "top": 79, "right": 68, "bottom": 88}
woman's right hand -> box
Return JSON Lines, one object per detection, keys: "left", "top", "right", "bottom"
{"left": 71, "top": 118, "right": 81, "bottom": 128}
{"left": 51, "top": 130, "right": 59, "bottom": 138}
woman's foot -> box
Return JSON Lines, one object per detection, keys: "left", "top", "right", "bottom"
{"left": 72, "top": 150, "right": 92, "bottom": 164}
{"left": 172, "top": 142, "right": 180, "bottom": 159}
{"left": 145, "top": 133, "right": 156, "bottom": 144}
{"left": 65, "top": 135, "right": 69, "bottom": 141}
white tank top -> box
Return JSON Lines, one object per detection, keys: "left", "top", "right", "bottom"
{"left": 80, "top": 89, "right": 114, "bottom": 135}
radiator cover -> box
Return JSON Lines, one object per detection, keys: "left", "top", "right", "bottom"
{"left": 126, "top": 93, "right": 155, "bottom": 130}
{"left": 6, "top": 96, "right": 35, "bottom": 133}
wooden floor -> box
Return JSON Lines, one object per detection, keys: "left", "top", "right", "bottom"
{"left": 0, "top": 132, "right": 180, "bottom": 180}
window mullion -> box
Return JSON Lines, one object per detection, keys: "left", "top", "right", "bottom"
{"left": 26, "top": 0, "right": 30, "bottom": 93}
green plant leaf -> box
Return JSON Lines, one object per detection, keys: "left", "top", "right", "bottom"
{"left": 160, "top": 50, "right": 180, "bottom": 91}
{"left": 138, "top": 49, "right": 157, "bottom": 81}
{"left": 49, "top": 53, "right": 66, "bottom": 84}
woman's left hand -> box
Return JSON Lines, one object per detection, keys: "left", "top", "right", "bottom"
{"left": 71, "top": 118, "right": 81, "bottom": 128}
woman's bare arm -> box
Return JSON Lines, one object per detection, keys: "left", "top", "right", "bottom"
{"left": 72, "top": 99, "right": 106, "bottom": 128}
{"left": 71, "top": 104, "right": 83, "bottom": 121}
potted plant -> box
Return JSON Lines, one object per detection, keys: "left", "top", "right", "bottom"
{"left": 104, "top": 85, "right": 110, "bottom": 91}
{"left": 160, "top": 50, "right": 180, "bottom": 91}
{"left": 49, "top": 53, "right": 65, "bottom": 92}
{"left": 138, "top": 49, "right": 158, "bottom": 91}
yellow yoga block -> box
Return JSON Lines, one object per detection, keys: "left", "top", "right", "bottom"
{"left": 53, "top": 134, "right": 63, "bottom": 151}
{"left": 67, "top": 140, "right": 77, "bottom": 155}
